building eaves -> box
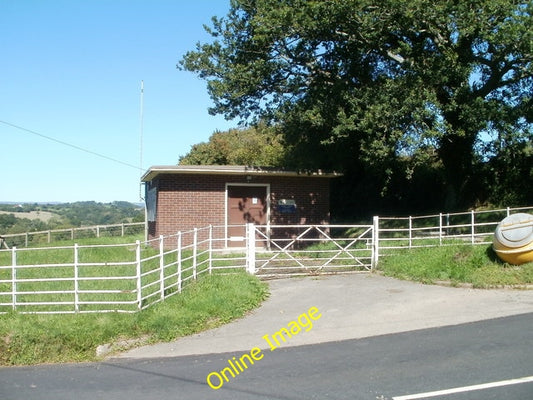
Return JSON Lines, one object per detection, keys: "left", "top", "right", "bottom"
{"left": 141, "top": 165, "right": 341, "bottom": 182}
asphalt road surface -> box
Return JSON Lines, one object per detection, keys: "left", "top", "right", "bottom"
{"left": 1, "top": 312, "right": 532, "bottom": 400}
{"left": 117, "top": 274, "right": 533, "bottom": 359}
{"left": 1, "top": 274, "right": 532, "bottom": 399}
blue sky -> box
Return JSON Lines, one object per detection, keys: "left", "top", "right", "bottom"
{"left": 1, "top": 0, "right": 235, "bottom": 203}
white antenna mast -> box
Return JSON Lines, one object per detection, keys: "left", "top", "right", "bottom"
{"left": 139, "top": 80, "right": 148, "bottom": 242}
{"left": 139, "top": 80, "right": 144, "bottom": 201}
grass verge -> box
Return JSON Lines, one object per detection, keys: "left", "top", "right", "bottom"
{"left": 380, "top": 244, "right": 533, "bottom": 288}
{"left": 0, "top": 272, "right": 268, "bottom": 366}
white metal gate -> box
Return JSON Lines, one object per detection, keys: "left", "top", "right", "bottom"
{"left": 246, "top": 223, "right": 376, "bottom": 277}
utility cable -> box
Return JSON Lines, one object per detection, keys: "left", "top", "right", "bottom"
{"left": 0, "top": 119, "right": 143, "bottom": 171}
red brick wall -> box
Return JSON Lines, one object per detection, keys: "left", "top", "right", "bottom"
{"left": 270, "top": 176, "right": 330, "bottom": 225}
{"left": 154, "top": 174, "right": 226, "bottom": 238}
{"left": 148, "top": 173, "right": 331, "bottom": 245}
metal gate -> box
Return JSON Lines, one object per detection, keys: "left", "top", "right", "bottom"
{"left": 246, "top": 224, "right": 376, "bottom": 278}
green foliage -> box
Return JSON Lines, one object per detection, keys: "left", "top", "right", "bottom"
{"left": 0, "top": 202, "right": 144, "bottom": 235}
{"left": 482, "top": 130, "right": 533, "bottom": 206}
{"left": 0, "top": 272, "right": 268, "bottom": 365}
{"left": 380, "top": 244, "right": 533, "bottom": 288}
{"left": 0, "top": 213, "right": 49, "bottom": 234}
{"left": 179, "top": 122, "right": 287, "bottom": 166}
{"left": 180, "top": 0, "right": 533, "bottom": 213}
{"left": 52, "top": 201, "right": 144, "bottom": 226}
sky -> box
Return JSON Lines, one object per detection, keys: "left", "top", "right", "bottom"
{"left": 0, "top": 0, "right": 236, "bottom": 203}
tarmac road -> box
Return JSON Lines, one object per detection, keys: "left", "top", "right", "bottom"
{"left": 115, "top": 273, "right": 533, "bottom": 359}
{"left": 1, "top": 314, "right": 532, "bottom": 399}
{"left": 1, "top": 272, "right": 532, "bottom": 400}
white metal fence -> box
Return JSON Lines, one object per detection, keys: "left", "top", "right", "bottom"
{"left": 0, "top": 226, "right": 248, "bottom": 314}
{"left": 376, "top": 206, "right": 533, "bottom": 251}
{"left": 0, "top": 222, "right": 145, "bottom": 248}
{"left": 1, "top": 206, "right": 531, "bottom": 314}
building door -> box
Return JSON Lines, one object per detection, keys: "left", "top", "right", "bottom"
{"left": 227, "top": 185, "right": 268, "bottom": 247}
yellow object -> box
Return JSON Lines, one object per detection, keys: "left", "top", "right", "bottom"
{"left": 493, "top": 213, "right": 533, "bottom": 265}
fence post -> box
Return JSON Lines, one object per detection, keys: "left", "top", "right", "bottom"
{"left": 159, "top": 235, "right": 165, "bottom": 301}
{"left": 471, "top": 210, "right": 475, "bottom": 244}
{"left": 193, "top": 228, "right": 198, "bottom": 280}
{"left": 25, "top": 233, "right": 29, "bottom": 247}
{"left": 47, "top": 230, "right": 51, "bottom": 243}
{"left": 372, "top": 216, "right": 379, "bottom": 270}
{"left": 408, "top": 216, "right": 413, "bottom": 249}
{"left": 135, "top": 240, "right": 142, "bottom": 310}
{"left": 74, "top": 244, "right": 79, "bottom": 312}
{"left": 208, "top": 225, "right": 213, "bottom": 274}
{"left": 11, "top": 246, "right": 17, "bottom": 311}
{"left": 177, "top": 232, "right": 182, "bottom": 293}
{"left": 439, "top": 213, "right": 443, "bottom": 245}
{"left": 246, "top": 223, "right": 256, "bottom": 274}
{"left": 121, "top": 223, "right": 125, "bottom": 237}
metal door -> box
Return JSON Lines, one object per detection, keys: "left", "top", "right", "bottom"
{"left": 227, "top": 185, "right": 267, "bottom": 247}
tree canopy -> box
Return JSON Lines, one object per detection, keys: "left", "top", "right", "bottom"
{"left": 180, "top": 0, "right": 532, "bottom": 214}
{"left": 179, "top": 123, "right": 286, "bottom": 166}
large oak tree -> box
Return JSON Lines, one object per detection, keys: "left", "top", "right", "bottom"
{"left": 180, "top": 0, "right": 532, "bottom": 211}
{"left": 179, "top": 123, "right": 286, "bottom": 166}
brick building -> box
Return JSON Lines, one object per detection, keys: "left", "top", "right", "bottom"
{"left": 141, "top": 165, "right": 339, "bottom": 247}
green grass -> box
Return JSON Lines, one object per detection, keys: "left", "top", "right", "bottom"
{"left": 380, "top": 244, "right": 533, "bottom": 288}
{"left": 0, "top": 235, "right": 231, "bottom": 313}
{"left": 0, "top": 272, "right": 269, "bottom": 365}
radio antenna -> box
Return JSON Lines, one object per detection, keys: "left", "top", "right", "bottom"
{"left": 139, "top": 80, "right": 144, "bottom": 201}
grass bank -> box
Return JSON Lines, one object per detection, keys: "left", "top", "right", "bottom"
{"left": 380, "top": 244, "right": 533, "bottom": 288}
{"left": 0, "top": 272, "right": 268, "bottom": 366}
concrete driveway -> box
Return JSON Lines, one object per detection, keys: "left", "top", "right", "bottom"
{"left": 114, "top": 273, "right": 533, "bottom": 359}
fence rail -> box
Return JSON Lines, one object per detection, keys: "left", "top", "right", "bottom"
{"left": 1, "top": 206, "right": 531, "bottom": 314}
{"left": 249, "top": 224, "right": 375, "bottom": 277}
{"left": 0, "top": 222, "right": 145, "bottom": 248}
{"left": 376, "top": 206, "right": 533, "bottom": 252}
{"left": 0, "top": 226, "right": 247, "bottom": 314}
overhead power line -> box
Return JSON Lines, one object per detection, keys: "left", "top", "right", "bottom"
{"left": 0, "top": 119, "right": 143, "bottom": 171}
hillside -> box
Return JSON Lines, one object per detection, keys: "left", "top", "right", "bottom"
{"left": 0, "top": 201, "right": 144, "bottom": 235}
{"left": 0, "top": 210, "right": 60, "bottom": 223}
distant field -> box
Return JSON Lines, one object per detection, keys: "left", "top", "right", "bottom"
{"left": 0, "top": 210, "right": 60, "bottom": 223}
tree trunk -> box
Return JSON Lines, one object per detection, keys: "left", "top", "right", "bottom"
{"left": 438, "top": 133, "right": 476, "bottom": 211}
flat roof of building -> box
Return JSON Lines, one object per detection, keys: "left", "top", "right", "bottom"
{"left": 141, "top": 165, "right": 341, "bottom": 182}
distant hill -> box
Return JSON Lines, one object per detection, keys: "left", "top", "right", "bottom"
{"left": 0, "top": 201, "right": 144, "bottom": 235}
